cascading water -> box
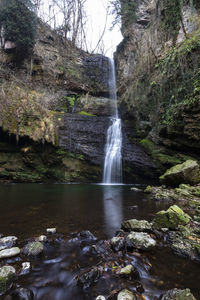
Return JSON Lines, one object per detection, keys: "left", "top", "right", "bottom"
{"left": 103, "top": 58, "right": 122, "bottom": 184}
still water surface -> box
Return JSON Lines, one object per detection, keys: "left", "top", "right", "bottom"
{"left": 0, "top": 184, "right": 167, "bottom": 239}
{"left": 0, "top": 184, "right": 199, "bottom": 299}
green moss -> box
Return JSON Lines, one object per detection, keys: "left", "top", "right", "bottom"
{"left": 78, "top": 111, "right": 95, "bottom": 116}
{"left": 144, "top": 185, "right": 152, "bottom": 193}
{"left": 140, "top": 139, "right": 155, "bottom": 152}
{"left": 153, "top": 205, "right": 191, "bottom": 229}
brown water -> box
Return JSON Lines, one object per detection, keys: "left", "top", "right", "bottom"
{"left": 0, "top": 184, "right": 200, "bottom": 299}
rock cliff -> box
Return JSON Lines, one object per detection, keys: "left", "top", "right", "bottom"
{"left": 0, "top": 18, "right": 157, "bottom": 183}
{"left": 116, "top": 0, "right": 200, "bottom": 172}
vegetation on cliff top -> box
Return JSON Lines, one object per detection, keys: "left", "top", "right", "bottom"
{"left": 0, "top": 0, "right": 36, "bottom": 60}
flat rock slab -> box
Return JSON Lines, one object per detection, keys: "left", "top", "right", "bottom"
{"left": 126, "top": 232, "right": 156, "bottom": 251}
{"left": 0, "top": 247, "right": 20, "bottom": 259}
{"left": 0, "top": 236, "right": 18, "bottom": 251}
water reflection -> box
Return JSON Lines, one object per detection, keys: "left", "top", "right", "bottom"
{"left": 103, "top": 185, "right": 123, "bottom": 237}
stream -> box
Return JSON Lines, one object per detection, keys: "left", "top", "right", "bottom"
{"left": 0, "top": 184, "right": 200, "bottom": 299}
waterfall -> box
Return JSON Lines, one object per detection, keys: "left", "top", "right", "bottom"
{"left": 103, "top": 58, "right": 122, "bottom": 184}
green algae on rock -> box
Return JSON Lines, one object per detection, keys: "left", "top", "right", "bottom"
{"left": 0, "top": 266, "right": 16, "bottom": 296}
{"left": 160, "top": 160, "right": 200, "bottom": 187}
{"left": 153, "top": 205, "right": 191, "bottom": 229}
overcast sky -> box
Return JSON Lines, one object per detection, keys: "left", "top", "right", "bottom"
{"left": 40, "top": 0, "right": 122, "bottom": 57}
{"left": 85, "top": 0, "right": 123, "bottom": 57}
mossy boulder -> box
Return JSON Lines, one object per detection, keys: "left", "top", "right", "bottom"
{"left": 160, "top": 160, "right": 200, "bottom": 187}
{"left": 153, "top": 205, "right": 191, "bottom": 230}
{"left": 0, "top": 266, "right": 16, "bottom": 295}
{"left": 122, "top": 219, "right": 152, "bottom": 232}
{"left": 23, "top": 242, "right": 44, "bottom": 256}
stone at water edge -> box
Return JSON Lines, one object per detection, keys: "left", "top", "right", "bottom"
{"left": 0, "top": 236, "right": 18, "bottom": 251}
{"left": 161, "top": 288, "right": 196, "bottom": 299}
{"left": 130, "top": 187, "right": 142, "bottom": 192}
{"left": 23, "top": 242, "right": 44, "bottom": 256}
{"left": 0, "top": 247, "right": 20, "bottom": 259}
{"left": 21, "top": 262, "right": 31, "bottom": 275}
{"left": 46, "top": 228, "right": 56, "bottom": 234}
{"left": 0, "top": 266, "right": 16, "bottom": 295}
{"left": 117, "top": 289, "right": 137, "bottom": 300}
{"left": 153, "top": 205, "right": 191, "bottom": 230}
{"left": 159, "top": 160, "right": 200, "bottom": 187}
{"left": 144, "top": 185, "right": 152, "bottom": 193}
{"left": 126, "top": 232, "right": 156, "bottom": 251}
{"left": 111, "top": 237, "right": 124, "bottom": 251}
{"left": 122, "top": 219, "right": 152, "bottom": 232}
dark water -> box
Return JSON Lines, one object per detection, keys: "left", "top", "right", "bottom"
{"left": 0, "top": 184, "right": 167, "bottom": 239}
{"left": 0, "top": 184, "right": 200, "bottom": 299}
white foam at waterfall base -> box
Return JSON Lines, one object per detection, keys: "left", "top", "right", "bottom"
{"left": 103, "top": 58, "right": 122, "bottom": 184}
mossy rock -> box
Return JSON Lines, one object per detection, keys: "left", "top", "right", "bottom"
{"left": 153, "top": 205, "right": 191, "bottom": 230}
{"left": 0, "top": 266, "right": 16, "bottom": 296}
{"left": 160, "top": 160, "right": 200, "bottom": 187}
{"left": 144, "top": 185, "right": 152, "bottom": 193}
{"left": 23, "top": 242, "right": 44, "bottom": 256}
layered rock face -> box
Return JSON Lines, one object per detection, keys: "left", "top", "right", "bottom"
{"left": 116, "top": 0, "right": 200, "bottom": 160}
{"left": 0, "top": 16, "right": 158, "bottom": 183}
{"left": 0, "top": 20, "right": 111, "bottom": 183}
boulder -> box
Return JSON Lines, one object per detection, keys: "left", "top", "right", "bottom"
{"left": 0, "top": 266, "right": 16, "bottom": 295}
{"left": 160, "top": 160, "right": 200, "bottom": 187}
{"left": 126, "top": 232, "right": 156, "bottom": 251}
{"left": 0, "top": 236, "right": 18, "bottom": 251}
{"left": 117, "top": 289, "right": 136, "bottom": 300}
{"left": 122, "top": 219, "right": 152, "bottom": 232}
{"left": 153, "top": 205, "right": 191, "bottom": 230}
{"left": 0, "top": 247, "right": 20, "bottom": 259}
{"left": 23, "top": 242, "right": 44, "bottom": 256}
{"left": 161, "top": 288, "right": 196, "bottom": 299}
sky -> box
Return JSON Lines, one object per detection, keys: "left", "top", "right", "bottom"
{"left": 39, "top": 0, "right": 123, "bottom": 57}
{"left": 85, "top": 0, "right": 123, "bottom": 57}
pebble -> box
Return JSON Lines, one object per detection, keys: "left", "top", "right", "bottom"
{"left": 96, "top": 296, "right": 106, "bottom": 300}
